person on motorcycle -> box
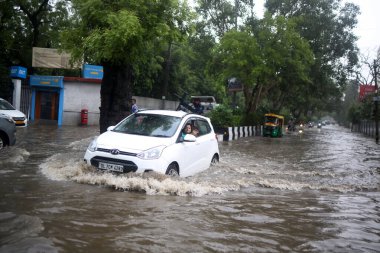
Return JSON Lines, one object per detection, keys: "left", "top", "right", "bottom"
{"left": 287, "top": 118, "right": 295, "bottom": 132}
{"left": 192, "top": 98, "right": 204, "bottom": 115}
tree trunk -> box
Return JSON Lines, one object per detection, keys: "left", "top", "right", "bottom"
{"left": 162, "top": 42, "right": 172, "bottom": 99}
{"left": 244, "top": 80, "right": 263, "bottom": 115}
{"left": 99, "top": 62, "right": 133, "bottom": 133}
{"left": 251, "top": 82, "right": 263, "bottom": 113}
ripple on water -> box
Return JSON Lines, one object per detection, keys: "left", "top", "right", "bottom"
{"left": 0, "top": 147, "right": 30, "bottom": 166}
{"left": 0, "top": 212, "right": 58, "bottom": 253}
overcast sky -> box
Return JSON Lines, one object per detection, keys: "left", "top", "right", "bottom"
{"left": 349, "top": 0, "right": 380, "bottom": 58}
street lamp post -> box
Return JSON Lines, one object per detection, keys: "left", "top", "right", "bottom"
{"left": 374, "top": 60, "right": 379, "bottom": 144}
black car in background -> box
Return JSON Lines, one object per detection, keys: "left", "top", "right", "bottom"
{"left": 0, "top": 114, "right": 16, "bottom": 150}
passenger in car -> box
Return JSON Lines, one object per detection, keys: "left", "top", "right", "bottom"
{"left": 192, "top": 126, "right": 199, "bottom": 137}
{"left": 181, "top": 123, "right": 193, "bottom": 137}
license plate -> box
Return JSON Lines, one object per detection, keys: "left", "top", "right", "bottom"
{"left": 98, "top": 162, "right": 124, "bottom": 172}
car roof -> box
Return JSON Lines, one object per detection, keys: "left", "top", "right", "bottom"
{"left": 137, "top": 109, "right": 210, "bottom": 120}
{"left": 265, "top": 113, "right": 284, "bottom": 119}
{"left": 137, "top": 109, "right": 187, "bottom": 117}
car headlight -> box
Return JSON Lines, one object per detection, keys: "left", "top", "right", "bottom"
{"left": 137, "top": 146, "right": 166, "bottom": 160}
{"left": 87, "top": 137, "right": 98, "bottom": 152}
{"left": 0, "top": 113, "right": 14, "bottom": 124}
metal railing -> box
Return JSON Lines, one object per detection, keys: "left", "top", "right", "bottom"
{"left": 351, "top": 120, "right": 377, "bottom": 138}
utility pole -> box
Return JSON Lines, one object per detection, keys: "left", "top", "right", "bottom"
{"left": 235, "top": 0, "right": 239, "bottom": 29}
{"left": 374, "top": 60, "right": 379, "bottom": 144}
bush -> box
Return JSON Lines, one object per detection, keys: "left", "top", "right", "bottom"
{"left": 208, "top": 105, "right": 236, "bottom": 128}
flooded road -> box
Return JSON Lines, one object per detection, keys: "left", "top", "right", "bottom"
{"left": 0, "top": 124, "right": 379, "bottom": 252}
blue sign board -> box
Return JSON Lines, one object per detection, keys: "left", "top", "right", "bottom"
{"left": 82, "top": 64, "right": 103, "bottom": 79}
{"left": 10, "top": 66, "right": 27, "bottom": 79}
{"left": 30, "top": 75, "right": 64, "bottom": 88}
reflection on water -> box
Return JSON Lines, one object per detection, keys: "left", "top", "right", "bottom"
{"left": 0, "top": 124, "right": 379, "bottom": 252}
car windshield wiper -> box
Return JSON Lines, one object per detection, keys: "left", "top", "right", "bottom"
{"left": 151, "top": 134, "right": 169, "bottom": 138}
{"left": 127, "top": 131, "right": 148, "bottom": 136}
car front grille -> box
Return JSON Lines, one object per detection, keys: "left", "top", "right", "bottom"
{"left": 12, "top": 117, "right": 25, "bottom": 121}
{"left": 96, "top": 148, "right": 137, "bottom": 156}
{"left": 12, "top": 117, "right": 26, "bottom": 126}
{"left": 90, "top": 156, "right": 138, "bottom": 173}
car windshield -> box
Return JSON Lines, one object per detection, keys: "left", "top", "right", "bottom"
{"left": 265, "top": 116, "right": 279, "bottom": 124}
{"left": 0, "top": 100, "right": 15, "bottom": 110}
{"left": 113, "top": 113, "right": 182, "bottom": 137}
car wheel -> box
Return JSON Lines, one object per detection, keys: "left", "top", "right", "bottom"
{"left": 211, "top": 154, "right": 219, "bottom": 166}
{"left": 165, "top": 163, "right": 179, "bottom": 177}
{"left": 0, "top": 133, "right": 6, "bottom": 150}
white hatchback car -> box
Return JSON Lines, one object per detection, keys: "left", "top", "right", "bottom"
{"left": 0, "top": 98, "right": 28, "bottom": 127}
{"left": 84, "top": 110, "right": 219, "bottom": 177}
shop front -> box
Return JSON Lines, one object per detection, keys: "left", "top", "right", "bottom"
{"left": 30, "top": 76, "right": 64, "bottom": 126}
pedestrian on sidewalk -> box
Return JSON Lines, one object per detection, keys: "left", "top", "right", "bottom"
{"left": 131, "top": 98, "right": 138, "bottom": 113}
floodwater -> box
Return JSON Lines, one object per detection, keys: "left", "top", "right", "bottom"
{"left": 0, "top": 124, "right": 379, "bottom": 253}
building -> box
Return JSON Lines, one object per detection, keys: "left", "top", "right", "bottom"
{"left": 17, "top": 75, "right": 178, "bottom": 126}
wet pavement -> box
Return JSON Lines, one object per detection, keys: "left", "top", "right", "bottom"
{"left": 0, "top": 124, "right": 379, "bottom": 252}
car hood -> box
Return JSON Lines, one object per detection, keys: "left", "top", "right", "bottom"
{"left": 0, "top": 109, "right": 26, "bottom": 118}
{"left": 96, "top": 130, "right": 174, "bottom": 152}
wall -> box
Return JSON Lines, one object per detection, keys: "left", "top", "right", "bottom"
{"left": 62, "top": 77, "right": 179, "bottom": 126}
{"left": 63, "top": 78, "right": 101, "bottom": 125}
{"left": 134, "top": 96, "right": 178, "bottom": 111}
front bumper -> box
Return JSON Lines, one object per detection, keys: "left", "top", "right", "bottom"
{"left": 84, "top": 149, "right": 168, "bottom": 174}
{"left": 13, "top": 117, "right": 27, "bottom": 127}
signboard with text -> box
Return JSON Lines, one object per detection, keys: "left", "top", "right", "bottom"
{"left": 10, "top": 66, "right": 27, "bottom": 79}
{"left": 227, "top": 77, "right": 243, "bottom": 92}
{"left": 32, "top": 47, "right": 81, "bottom": 69}
{"left": 30, "top": 75, "right": 64, "bottom": 88}
{"left": 82, "top": 64, "right": 103, "bottom": 79}
{"left": 359, "top": 84, "right": 376, "bottom": 101}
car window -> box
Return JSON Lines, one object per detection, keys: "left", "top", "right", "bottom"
{"left": 194, "top": 119, "right": 211, "bottom": 136}
{"left": 113, "top": 113, "right": 182, "bottom": 137}
{"left": 265, "top": 116, "right": 278, "bottom": 124}
{"left": 0, "top": 99, "right": 15, "bottom": 110}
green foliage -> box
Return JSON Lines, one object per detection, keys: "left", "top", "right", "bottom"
{"left": 348, "top": 103, "right": 362, "bottom": 124}
{"left": 62, "top": 0, "right": 191, "bottom": 63}
{"left": 209, "top": 105, "right": 239, "bottom": 128}
{"left": 345, "top": 94, "right": 374, "bottom": 124}
{"left": 211, "top": 14, "right": 314, "bottom": 117}
{"left": 196, "top": 0, "right": 255, "bottom": 39}
{"left": 241, "top": 113, "right": 261, "bottom": 126}
{"left": 266, "top": 0, "right": 360, "bottom": 115}
{"left": 0, "top": 0, "right": 71, "bottom": 75}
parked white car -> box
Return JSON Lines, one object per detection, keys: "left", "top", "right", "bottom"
{"left": 84, "top": 110, "right": 219, "bottom": 177}
{"left": 0, "top": 113, "right": 17, "bottom": 150}
{"left": 0, "top": 98, "right": 28, "bottom": 127}
{"left": 190, "top": 96, "right": 219, "bottom": 112}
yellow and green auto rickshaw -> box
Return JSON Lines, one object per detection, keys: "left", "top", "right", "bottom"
{"left": 263, "top": 113, "right": 284, "bottom": 137}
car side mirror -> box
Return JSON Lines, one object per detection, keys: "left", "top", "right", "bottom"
{"left": 183, "top": 134, "right": 196, "bottom": 142}
{"left": 107, "top": 126, "right": 115, "bottom": 131}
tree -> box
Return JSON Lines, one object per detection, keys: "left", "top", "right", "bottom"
{"left": 0, "top": 0, "right": 71, "bottom": 98}
{"left": 211, "top": 14, "right": 313, "bottom": 118}
{"left": 266, "top": 0, "right": 360, "bottom": 116}
{"left": 61, "top": 0, "right": 192, "bottom": 133}
{"left": 0, "top": 0, "right": 70, "bottom": 66}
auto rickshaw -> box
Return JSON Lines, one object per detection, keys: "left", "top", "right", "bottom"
{"left": 263, "top": 113, "right": 284, "bottom": 137}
